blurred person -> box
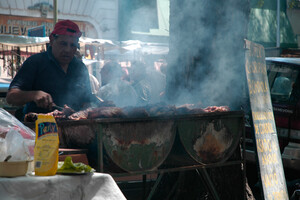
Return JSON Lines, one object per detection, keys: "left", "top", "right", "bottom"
{"left": 145, "top": 61, "right": 166, "bottom": 103}
{"left": 6, "top": 20, "right": 97, "bottom": 118}
{"left": 98, "top": 61, "right": 137, "bottom": 107}
{"left": 159, "top": 61, "right": 167, "bottom": 76}
{"left": 129, "top": 61, "right": 153, "bottom": 105}
{"left": 157, "top": 61, "right": 168, "bottom": 99}
{"left": 75, "top": 50, "right": 100, "bottom": 95}
{"left": 89, "top": 73, "right": 100, "bottom": 95}
{"left": 100, "top": 61, "right": 121, "bottom": 86}
{"left": 121, "top": 66, "right": 130, "bottom": 82}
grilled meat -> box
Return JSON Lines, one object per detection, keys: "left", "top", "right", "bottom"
{"left": 87, "top": 107, "right": 126, "bottom": 119}
{"left": 24, "top": 105, "right": 75, "bottom": 122}
{"left": 143, "top": 103, "right": 175, "bottom": 117}
{"left": 123, "top": 106, "right": 149, "bottom": 118}
{"left": 61, "top": 104, "right": 76, "bottom": 116}
{"left": 175, "top": 104, "right": 229, "bottom": 115}
{"left": 204, "top": 106, "right": 230, "bottom": 112}
{"left": 68, "top": 108, "right": 92, "bottom": 120}
{"left": 175, "top": 104, "right": 205, "bottom": 115}
{"left": 68, "top": 107, "right": 126, "bottom": 120}
{"left": 24, "top": 104, "right": 230, "bottom": 122}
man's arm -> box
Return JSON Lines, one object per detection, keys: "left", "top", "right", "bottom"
{"left": 6, "top": 88, "right": 54, "bottom": 110}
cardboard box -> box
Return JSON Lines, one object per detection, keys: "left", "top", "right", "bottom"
{"left": 0, "top": 161, "right": 32, "bottom": 177}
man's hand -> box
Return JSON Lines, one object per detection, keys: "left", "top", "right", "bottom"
{"left": 33, "top": 91, "right": 54, "bottom": 110}
{"left": 6, "top": 88, "right": 54, "bottom": 110}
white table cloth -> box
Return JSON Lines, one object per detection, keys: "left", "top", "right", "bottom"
{"left": 0, "top": 172, "right": 126, "bottom": 200}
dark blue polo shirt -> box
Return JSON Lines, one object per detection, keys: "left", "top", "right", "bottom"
{"left": 9, "top": 46, "right": 93, "bottom": 114}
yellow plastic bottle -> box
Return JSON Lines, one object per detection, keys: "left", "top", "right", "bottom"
{"left": 34, "top": 115, "right": 59, "bottom": 176}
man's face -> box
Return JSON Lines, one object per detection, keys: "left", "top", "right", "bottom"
{"left": 50, "top": 35, "right": 78, "bottom": 66}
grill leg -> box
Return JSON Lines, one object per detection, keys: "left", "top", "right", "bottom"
{"left": 196, "top": 168, "right": 221, "bottom": 200}
{"left": 143, "top": 174, "right": 147, "bottom": 199}
{"left": 146, "top": 173, "right": 164, "bottom": 200}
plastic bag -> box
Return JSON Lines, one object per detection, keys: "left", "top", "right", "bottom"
{"left": 0, "top": 108, "right": 35, "bottom": 161}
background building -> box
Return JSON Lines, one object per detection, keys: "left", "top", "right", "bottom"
{"left": 0, "top": 0, "right": 170, "bottom": 43}
{"left": 0, "top": 0, "right": 119, "bottom": 40}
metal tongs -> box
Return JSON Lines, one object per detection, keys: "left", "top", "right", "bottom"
{"left": 52, "top": 104, "right": 64, "bottom": 111}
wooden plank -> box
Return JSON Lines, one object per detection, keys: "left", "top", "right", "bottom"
{"left": 244, "top": 39, "right": 288, "bottom": 200}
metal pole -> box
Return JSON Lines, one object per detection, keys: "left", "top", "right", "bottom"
{"left": 276, "top": 0, "right": 280, "bottom": 47}
{"left": 53, "top": 0, "right": 58, "bottom": 24}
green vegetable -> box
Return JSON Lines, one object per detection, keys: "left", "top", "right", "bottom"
{"left": 57, "top": 156, "right": 95, "bottom": 173}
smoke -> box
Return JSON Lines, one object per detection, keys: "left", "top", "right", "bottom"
{"left": 102, "top": 0, "right": 250, "bottom": 109}
{"left": 130, "top": 6, "right": 158, "bottom": 33}
{"left": 166, "top": 0, "right": 250, "bottom": 109}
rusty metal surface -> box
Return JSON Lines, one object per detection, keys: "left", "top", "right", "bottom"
{"left": 177, "top": 114, "right": 244, "bottom": 164}
{"left": 101, "top": 120, "right": 176, "bottom": 172}
{"left": 60, "top": 125, "right": 95, "bottom": 148}
{"left": 24, "top": 121, "right": 96, "bottom": 148}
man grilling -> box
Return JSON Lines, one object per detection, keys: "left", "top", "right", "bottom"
{"left": 6, "top": 20, "right": 95, "bottom": 119}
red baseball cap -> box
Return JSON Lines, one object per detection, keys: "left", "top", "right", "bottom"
{"left": 50, "top": 20, "right": 82, "bottom": 38}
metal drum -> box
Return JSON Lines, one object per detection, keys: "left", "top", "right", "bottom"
{"left": 176, "top": 111, "right": 244, "bottom": 164}
{"left": 101, "top": 119, "right": 176, "bottom": 172}
{"left": 23, "top": 111, "right": 244, "bottom": 171}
